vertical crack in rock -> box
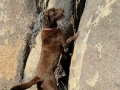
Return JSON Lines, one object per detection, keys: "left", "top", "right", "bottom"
{"left": 73, "top": 0, "right": 86, "bottom": 31}
{"left": 58, "top": 0, "right": 86, "bottom": 90}
{"left": 20, "top": 0, "right": 87, "bottom": 89}
{"left": 20, "top": 34, "right": 31, "bottom": 82}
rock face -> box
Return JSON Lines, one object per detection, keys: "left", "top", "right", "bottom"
{"left": 0, "top": 0, "right": 36, "bottom": 89}
{"left": 69, "top": 0, "right": 120, "bottom": 90}
{"left": 1, "top": 0, "right": 120, "bottom": 90}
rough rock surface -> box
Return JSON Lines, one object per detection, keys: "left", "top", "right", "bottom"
{"left": 1, "top": 0, "right": 120, "bottom": 90}
{"left": 0, "top": 0, "right": 36, "bottom": 89}
{"left": 69, "top": 0, "right": 120, "bottom": 90}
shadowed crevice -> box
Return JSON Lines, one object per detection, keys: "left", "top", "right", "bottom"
{"left": 20, "top": 0, "right": 86, "bottom": 89}
{"left": 20, "top": 34, "right": 32, "bottom": 82}
{"left": 74, "top": 0, "right": 86, "bottom": 31}
{"left": 58, "top": 0, "right": 86, "bottom": 90}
